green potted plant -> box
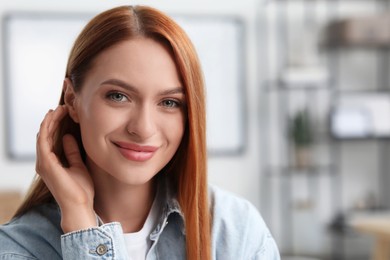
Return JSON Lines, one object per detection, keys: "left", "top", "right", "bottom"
{"left": 290, "top": 108, "right": 313, "bottom": 169}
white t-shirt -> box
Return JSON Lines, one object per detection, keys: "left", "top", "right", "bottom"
{"left": 123, "top": 199, "right": 159, "bottom": 260}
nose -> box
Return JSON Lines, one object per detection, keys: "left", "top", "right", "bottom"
{"left": 126, "top": 105, "right": 156, "bottom": 140}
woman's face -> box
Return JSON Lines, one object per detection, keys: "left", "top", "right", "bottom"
{"left": 70, "top": 37, "right": 186, "bottom": 186}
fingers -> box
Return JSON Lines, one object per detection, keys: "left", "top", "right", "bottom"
{"left": 36, "top": 105, "right": 68, "bottom": 174}
{"left": 63, "top": 134, "right": 85, "bottom": 169}
{"left": 48, "top": 105, "right": 68, "bottom": 134}
{"left": 34, "top": 106, "right": 94, "bottom": 216}
{"left": 38, "top": 105, "right": 67, "bottom": 145}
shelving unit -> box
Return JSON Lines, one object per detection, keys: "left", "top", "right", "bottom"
{"left": 259, "top": 0, "right": 390, "bottom": 258}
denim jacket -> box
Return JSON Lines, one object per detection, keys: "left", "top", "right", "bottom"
{"left": 0, "top": 182, "right": 280, "bottom": 260}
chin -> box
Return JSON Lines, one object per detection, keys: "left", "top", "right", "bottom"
{"left": 113, "top": 170, "right": 157, "bottom": 187}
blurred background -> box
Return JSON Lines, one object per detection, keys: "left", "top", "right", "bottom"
{"left": 0, "top": 0, "right": 390, "bottom": 259}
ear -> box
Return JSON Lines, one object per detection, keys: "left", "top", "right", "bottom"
{"left": 63, "top": 78, "right": 80, "bottom": 123}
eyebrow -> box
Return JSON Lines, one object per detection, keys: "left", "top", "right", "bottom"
{"left": 100, "top": 79, "right": 184, "bottom": 96}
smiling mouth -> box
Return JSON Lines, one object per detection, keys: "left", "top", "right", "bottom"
{"left": 114, "top": 142, "right": 158, "bottom": 162}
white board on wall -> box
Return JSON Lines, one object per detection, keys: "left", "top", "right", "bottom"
{"left": 3, "top": 12, "right": 246, "bottom": 159}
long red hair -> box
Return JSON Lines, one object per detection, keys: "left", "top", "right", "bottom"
{"left": 14, "top": 6, "right": 210, "bottom": 260}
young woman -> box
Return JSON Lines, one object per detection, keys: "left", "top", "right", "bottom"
{"left": 0, "top": 5, "right": 280, "bottom": 260}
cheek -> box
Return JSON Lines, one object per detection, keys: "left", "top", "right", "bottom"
{"left": 78, "top": 101, "right": 123, "bottom": 139}
{"left": 167, "top": 114, "right": 186, "bottom": 147}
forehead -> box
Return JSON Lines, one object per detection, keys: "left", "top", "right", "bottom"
{"left": 93, "top": 37, "right": 175, "bottom": 72}
{"left": 83, "top": 37, "right": 182, "bottom": 91}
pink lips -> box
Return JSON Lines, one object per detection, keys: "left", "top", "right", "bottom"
{"left": 114, "top": 142, "right": 158, "bottom": 162}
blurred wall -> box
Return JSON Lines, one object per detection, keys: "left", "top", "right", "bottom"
{"left": 0, "top": 0, "right": 265, "bottom": 210}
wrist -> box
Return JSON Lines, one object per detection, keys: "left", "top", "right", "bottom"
{"left": 60, "top": 205, "right": 97, "bottom": 233}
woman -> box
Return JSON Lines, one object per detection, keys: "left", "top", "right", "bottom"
{"left": 0, "top": 5, "right": 279, "bottom": 260}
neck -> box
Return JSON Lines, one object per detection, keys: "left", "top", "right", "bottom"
{"left": 90, "top": 165, "right": 157, "bottom": 233}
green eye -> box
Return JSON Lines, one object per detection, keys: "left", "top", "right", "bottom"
{"left": 107, "top": 92, "right": 128, "bottom": 102}
{"left": 162, "top": 99, "right": 179, "bottom": 108}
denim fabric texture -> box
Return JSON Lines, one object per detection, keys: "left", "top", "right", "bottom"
{"left": 0, "top": 180, "right": 280, "bottom": 260}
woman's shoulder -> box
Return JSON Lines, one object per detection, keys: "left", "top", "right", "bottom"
{"left": 209, "top": 185, "right": 280, "bottom": 259}
{"left": 209, "top": 185, "right": 258, "bottom": 214}
{"left": 209, "top": 185, "right": 264, "bottom": 226}
{"left": 0, "top": 203, "right": 62, "bottom": 259}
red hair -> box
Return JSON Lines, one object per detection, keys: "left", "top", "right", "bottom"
{"left": 14, "top": 6, "right": 210, "bottom": 260}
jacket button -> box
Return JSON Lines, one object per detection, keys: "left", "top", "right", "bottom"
{"left": 96, "top": 244, "right": 108, "bottom": 255}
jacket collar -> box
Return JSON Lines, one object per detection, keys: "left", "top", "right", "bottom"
{"left": 150, "top": 176, "right": 185, "bottom": 239}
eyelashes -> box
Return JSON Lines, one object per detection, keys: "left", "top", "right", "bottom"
{"left": 105, "top": 90, "right": 185, "bottom": 109}
{"left": 160, "top": 99, "right": 182, "bottom": 108}
{"left": 106, "top": 91, "right": 128, "bottom": 102}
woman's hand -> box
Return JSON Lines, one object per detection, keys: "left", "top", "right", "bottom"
{"left": 36, "top": 105, "right": 97, "bottom": 233}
